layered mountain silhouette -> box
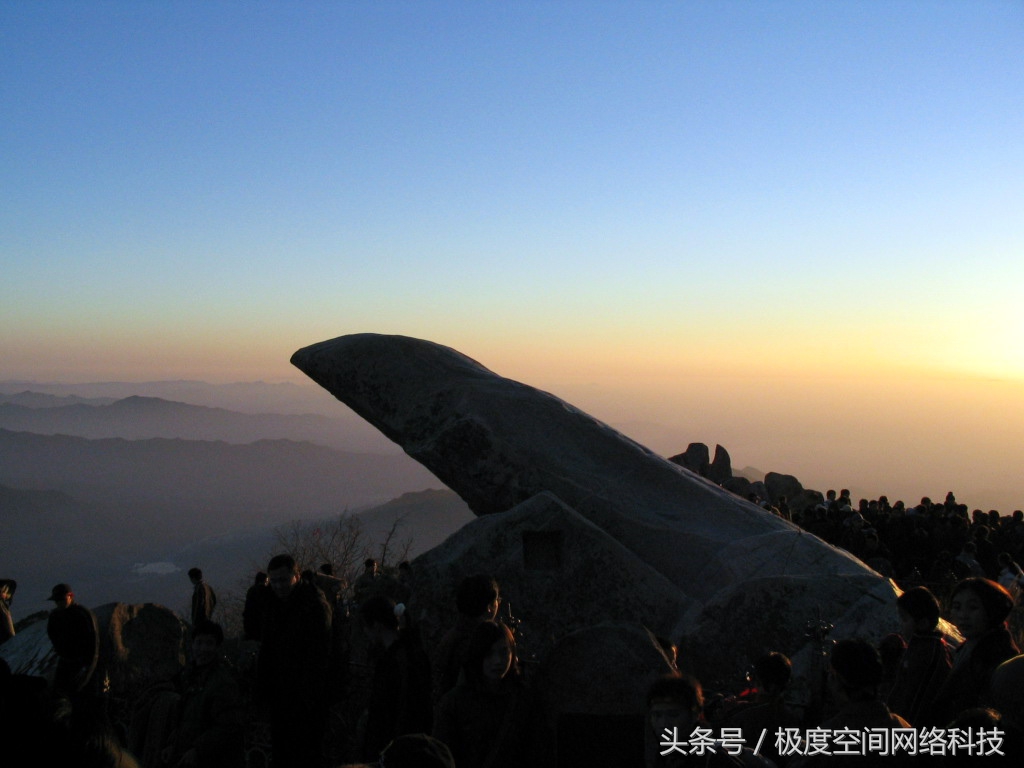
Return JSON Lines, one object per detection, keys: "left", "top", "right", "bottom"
{"left": 0, "top": 394, "right": 392, "bottom": 452}
{"left": 0, "top": 379, "right": 343, "bottom": 416}
{"left": 0, "top": 383, "right": 467, "bottom": 609}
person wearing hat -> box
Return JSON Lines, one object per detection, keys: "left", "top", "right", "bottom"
{"left": 0, "top": 579, "right": 15, "bottom": 643}
{"left": 45, "top": 583, "right": 100, "bottom": 712}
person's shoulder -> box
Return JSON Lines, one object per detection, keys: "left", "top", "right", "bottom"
{"left": 69, "top": 602, "right": 97, "bottom": 620}
{"left": 210, "top": 660, "right": 242, "bottom": 692}
{"left": 293, "top": 579, "right": 324, "bottom": 601}
{"left": 296, "top": 582, "right": 331, "bottom": 613}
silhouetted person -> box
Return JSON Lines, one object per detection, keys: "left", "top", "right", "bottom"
{"left": 395, "top": 560, "right": 413, "bottom": 605}
{"left": 46, "top": 583, "right": 100, "bottom": 723}
{"left": 314, "top": 562, "right": 348, "bottom": 609}
{"left": 954, "top": 541, "right": 985, "bottom": 580}
{"left": 887, "top": 586, "right": 951, "bottom": 725}
{"left": 257, "top": 553, "right": 332, "bottom": 768}
{"left": 432, "top": 573, "right": 501, "bottom": 702}
{"left": 789, "top": 640, "right": 910, "bottom": 767}
{"left": 162, "top": 621, "right": 244, "bottom": 768}
{"left": 313, "top": 563, "right": 352, "bottom": 705}
{"left": 433, "top": 620, "right": 536, "bottom": 768}
{"left": 990, "top": 655, "right": 1024, "bottom": 761}
{"left": 0, "top": 579, "right": 15, "bottom": 643}
{"left": 645, "top": 673, "right": 758, "bottom": 767}
{"left": 242, "top": 571, "right": 269, "bottom": 642}
{"left": 360, "top": 595, "right": 433, "bottom": 760}
{"left": 716, "top": 652, "right": 798, "bottom": 767}
{"left": 933, "top": 577, "right": 1019, "bottom": 724}
{"left": 353, "top": 558, "right": 380, "bottom": 604}
{"left": 188, "top": 567, "right": 217, "bottom": 626}
{"left": 997, "top": 552, "right": 1024, "bottom": 598}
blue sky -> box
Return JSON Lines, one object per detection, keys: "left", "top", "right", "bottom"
{"left": 2, "top": 1, "right": 1022, "bottom": 507}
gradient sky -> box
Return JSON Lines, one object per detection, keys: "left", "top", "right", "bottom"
{"left": 2, "top": 2, "right": 1022, "bottom": 509}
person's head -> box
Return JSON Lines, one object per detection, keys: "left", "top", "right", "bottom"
{"left": 897, "top": 586, "right": 942, "bottom": 636}
{"left": 318, "top": 563, "right": 333, "bottom": 576}
{"left": 990, "top": 655, "right": 1024, "bottom": 731}
{"left": 47, "top": 583, "right": 74, "bottom": 609}
{"left": 829, "top": 639, "right": 883, "bottom": 703}
{"left": 0, "top": 579, "right": 14, "bottom": 602}
{"left": 997, "top": 552, "right": 1013, "bottom": 568}
{"left": 378, "top": 734, "right": 455, "bottom": 768}
{"left": 646, "top": 673, "right": 703, "bottom": 737}
{"left": 950, "top": 578, "right": 1014, "bottom": 639}
{"left": 364, "top": 558, "right": 378, "bottom": 575}
{"left": 879, "top": 633, "right": 907, "bottom": 672}
{"left": 191, "top": 620, "right": 223, "bottom": 666}
{"left": 752, "top": 652, "right": 791, "bottom": 697}
{"left": 187, "top": 567, "right": 203, "bottom": 584}
{"left": 253, "top": 571, "right": 268, "bottom": 587}
{"left": 455, "top": 574, "right": 500, "bottom": 620}
{"left": 463, "top": 620, "right": 518, "bottom": 688}
{"left": 267, "top": 554, "right": 299, "bottom": 600}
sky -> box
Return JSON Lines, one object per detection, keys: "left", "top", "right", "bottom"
{"left": 2, "top": 1, "right": 1023, "bottom": 510}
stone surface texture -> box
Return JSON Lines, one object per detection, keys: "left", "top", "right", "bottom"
{"left": 291, "top": 333, "right": 897, "bottom": 705}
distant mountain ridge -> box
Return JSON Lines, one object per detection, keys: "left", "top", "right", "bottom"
{"left": 0, "top": 395, "right": 387, "bottom": 452}
{"left": 0, "top": 391, "right": 117, "bottom": 408}
{"left": 0, "top": 379, "right": 341, "bottom": 416}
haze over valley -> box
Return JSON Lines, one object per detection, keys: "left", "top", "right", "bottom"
{"left": 0, "top": 380, "right": 472, "bottom": 612}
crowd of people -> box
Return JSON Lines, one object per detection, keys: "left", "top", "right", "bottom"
{"left": 772, "top": 490, "right": 1024, "bottom": 596}
{"left": 3, "top": 489, "right": 1024, "bottom": 767}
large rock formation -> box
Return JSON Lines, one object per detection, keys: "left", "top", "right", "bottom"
{"left": 291, "top": 334, "right": 896, "bottom": 703}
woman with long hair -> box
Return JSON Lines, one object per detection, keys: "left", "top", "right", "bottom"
{"left": 433, "top": 620, "right": 534, "bottom": 768}
{"left": 932, "top": 577, "right": 1019, "bottom": 724}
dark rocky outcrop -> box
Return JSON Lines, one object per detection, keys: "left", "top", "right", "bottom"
{"left": 669, "top": 443, "right": 710, "bottom": 476}
{"left": 672, "top": 445, "right": 829, "bottom": 517}
{"left": 291, "top": 333, "right": 897, "bottom": 711}
{"left": 722, "top": 475, "right": 751, "bottom": 498}
{"left": 706, "top": 444, "right": 733, "bottom": 485}
{"left": 765, "top": 472, "right": 803, "bottom": 504}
